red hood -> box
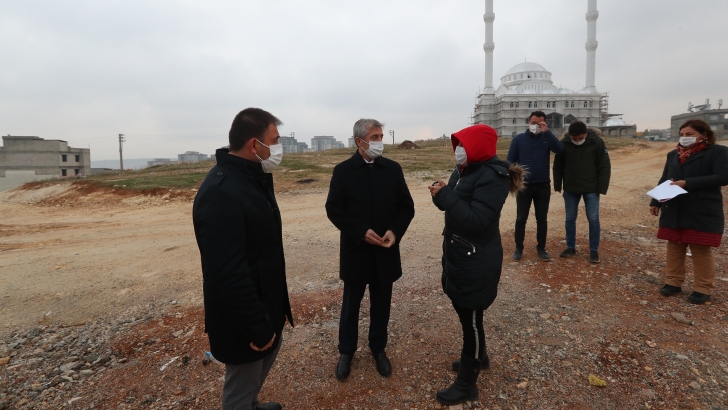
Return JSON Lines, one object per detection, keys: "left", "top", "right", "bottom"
{"left": 451, "top": 124, "right": 498, "bottom": 164}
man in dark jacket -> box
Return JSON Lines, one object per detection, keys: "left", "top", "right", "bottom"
{"left": 325, "top": 118, "right": 415, "bottom": 381}
{"left": 193, "top": 108, "right": 293, "bottom": 410}
{"left": 553, "top": 121, "right": 611, "bottom": 263}
{"left": 507, "top": 110, "right": 564, "bottom": 261}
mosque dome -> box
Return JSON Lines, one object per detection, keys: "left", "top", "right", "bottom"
{"left": 505, "top": 62, "right": 549, "bottom": 75}
{"left": 603, "top": 117, "right": 627, "bottom": 126}
{"left": 500, "top": 62, "right": 554, "bottom": 89}
{"left": 558, "top": 87, "right": 574, "bottom": 94}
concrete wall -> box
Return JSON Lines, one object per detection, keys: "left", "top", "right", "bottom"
{"left": 0, "top": 170, "right": 53, "bottom": 192}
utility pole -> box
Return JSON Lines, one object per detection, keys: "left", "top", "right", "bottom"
{"left": 290, "top": 132, "right": 295, "bottom": 139}
{"left": 118, "top": 134, "right": 125, "bottom": 171}
{"left": 389, "top": 130, "right": 394, "bottom": 145}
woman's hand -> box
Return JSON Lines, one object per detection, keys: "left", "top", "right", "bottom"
{"left": 650, "top": 206, "right": 660, "bottom": 216}
{"left": 670, "top": 179, "right": 687, "bottom": 189}
{"left": 428, "top": 180, "right": 446, "bottom": 197}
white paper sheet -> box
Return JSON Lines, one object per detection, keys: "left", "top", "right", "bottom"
{"left": 646, "top": 180, "right": 687, "bottom": 201}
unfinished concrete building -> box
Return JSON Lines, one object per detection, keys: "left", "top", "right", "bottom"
{"left": 0, "top": 135, "right": 90, "bottom": 191}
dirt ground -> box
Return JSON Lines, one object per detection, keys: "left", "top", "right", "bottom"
{"left": 1, "top": 141, "right": 727, "bottom": 409}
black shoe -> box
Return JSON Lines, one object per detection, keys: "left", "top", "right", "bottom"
{"left": 373, "top": 352, "right": 392, "bottom": 377}
{"left": 659, "top": 284, "right": 682, "bottom": 297}
{"left": 559, "top": 248, "right": 576, "bottom": 258}
{"left": 688, "top": 291, "right": 711, "bottom": 304}
{"left": 437, "top": 355, "right": 480, "bottom": 405}
{"left": 537, "top": 247, "right": 551, "bottom": 261}
{"left": 451, "top": 354, "right": 490, "bottom": 372}
{"left": 335, "top": 354, "right": 353, "bottom": 380}
{"left": 589, "top": 250, "right": 600, "bottom": 263}
{"left": 254, "top": 403, "right": 282, "bottom": 410}
{"left": 512, "top": 248, "right": 523, "bottom": 261}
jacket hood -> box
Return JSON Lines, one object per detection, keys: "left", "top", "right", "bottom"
{"left": 451, "top": 124, "right": 498, "bottom": 164}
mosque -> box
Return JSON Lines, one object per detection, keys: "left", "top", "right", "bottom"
{"left": 472, "top": 0, "right": 636, "bottom": 138}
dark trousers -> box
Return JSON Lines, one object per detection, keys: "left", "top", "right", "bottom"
{"left": 515, "top": 182, "right": 552, "bottom": 250}
{"left": 453, "top": 304, "right": 486, "bottom": 360}
{"left": 222, "top": 338, "right": 281, "bottom": 410}
{"left": 338, "top": 280, "right": 393, "bottom": 355}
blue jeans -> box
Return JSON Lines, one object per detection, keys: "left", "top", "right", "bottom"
{"left": 563, "top": 191, "right": 600, "bottom": 251}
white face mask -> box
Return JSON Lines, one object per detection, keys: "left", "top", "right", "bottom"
{"left": 255, "top": 139, "right": 283, "bottom": 173}
{"left": 455, "top": 145, "right": 467, "bottom": 165}
{"left": 572, "top": 137, "right": 586, "bottom": 146}
{"left": 679, "top": 137, "right": 697, "bottom": 147}
{"left": 529, "top": 124, "right": 542, "bottom": 135}
{"left": 360, "top": 140, "right": 384, "bottom": 159}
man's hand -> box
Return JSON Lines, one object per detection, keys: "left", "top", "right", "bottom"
{"left": 428, "top": 180, "right": 446, "bottom": 198}
{"left": 381, "top": 230, "right": 396, "bottom": 248}
{"left": 538, "top": 121, "right": 548, "bottom": 133}
{"left": 650, "top": 206, "right": 660, "bottom": 216}
{"left": 364, "top": 229, "right": 384, "bottom": 246}
{"left": 670, "top": 179, "right": 687, "bottom": 189}
{"left": 250, "top": 333, "right": 276, "bottom": 352}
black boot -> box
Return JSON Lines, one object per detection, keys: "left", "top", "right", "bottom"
{"left": 437, "top": 355, "right": 480, "bottom": 405}
{"left": 451, "top": 354, "right": 489, "bottom": 372}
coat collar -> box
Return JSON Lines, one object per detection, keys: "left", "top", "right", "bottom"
{"left": 350, "top": 149, "right": 386, "bottom": 168}
{"left": 215, "top": 148, "right": 267, "bottom": 177}
{"left": 679, "top": 146, "right": 708, "bottom": 166}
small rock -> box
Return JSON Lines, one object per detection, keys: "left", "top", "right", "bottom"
{"left": 79, "top": 369, "right": 94, "bottom": 376}
{"left": 641, "top": 389, "right": 656, "bottom": 398}
{"left": 516, "top": 381, "right": 528, "bottom": 389}
{"left": 539, "top": 313, "right": 551, "bottom": 320}
{"left": 172, "top": 330, "right": 183, "bottom": 338}
{"left": 173, "top": 389, "right": 184, "bottom": 395}
{"left": 689, "top": 381, "right": 701, "bottom": 390}
{"left": 671, "top": 312, "right": 694, "bottom": 325}
{"left": 0, "top": 357, "right": 9, "bottom": 366}
{"left": 676, "top": 354, "right": 689, "bottom": 360}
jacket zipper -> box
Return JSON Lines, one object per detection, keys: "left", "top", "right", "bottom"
{"left": 451, "top": 234, "right": 476, "bottom": 255}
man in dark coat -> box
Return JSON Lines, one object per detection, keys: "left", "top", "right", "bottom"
{"left": 325, "top": 118, "right": 415, "bottom": 381}
{"left": 193, "top": 108, "right": 293, "bottom": 410}
{"left": 553, "top": 121, "right": 611, "bottom": 263}
{"left": 507, "top": 110, "right": 564, "bottom": 261}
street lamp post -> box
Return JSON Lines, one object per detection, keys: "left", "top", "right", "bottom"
{"left": 389, "top": 130, "right": 394, "bottom": 145}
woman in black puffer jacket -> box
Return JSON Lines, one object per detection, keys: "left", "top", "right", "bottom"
{"left": 429, "top": 124, "right": 525, "bottom": 406}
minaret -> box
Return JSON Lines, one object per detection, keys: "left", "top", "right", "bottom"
{"left": 483, "top": 0, "right": 495, "bottom": 94}
{"left": 584, "top": 0, "right": 599, "bottom": 93}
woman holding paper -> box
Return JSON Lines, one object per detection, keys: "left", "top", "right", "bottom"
{"left": 649, "top": 119, "right": 728, "bottom": 304}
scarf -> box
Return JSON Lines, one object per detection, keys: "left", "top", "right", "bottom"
{"left": 676, "top": 139, "right": 708, "bottom": 165}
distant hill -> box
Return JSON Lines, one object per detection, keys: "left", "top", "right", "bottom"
{"left": 91, "top": 158, "right": 173, "bottom": 170}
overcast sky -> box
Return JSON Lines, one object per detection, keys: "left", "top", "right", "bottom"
{"left": 1, "top": 0, "right": 726, "bottom": 160}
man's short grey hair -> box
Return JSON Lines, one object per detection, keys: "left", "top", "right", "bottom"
{"left": 353, "top": 118, "right": 384, "bottom": 140}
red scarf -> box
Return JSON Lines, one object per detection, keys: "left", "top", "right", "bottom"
{"left": 676, "top": 139, "right": 708, "bottom": 165}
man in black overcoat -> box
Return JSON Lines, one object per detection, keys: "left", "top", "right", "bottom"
{"left": 325, "top": 118, "right": 415, "bottom": 380}
{"left": 193, "top": 108, "right": 292, "bottom": 410}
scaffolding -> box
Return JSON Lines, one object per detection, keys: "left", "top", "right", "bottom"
{"left": 599, "top": 92, "right": 610, "bottom": 126}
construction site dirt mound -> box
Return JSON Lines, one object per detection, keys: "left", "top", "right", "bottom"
{"left": 397, "top": 140, "right": 421, "bottom": 149}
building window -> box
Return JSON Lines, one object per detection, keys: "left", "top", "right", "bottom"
{"left": 62, "top": 154, "right": 67, "bottom": 162}
{"left": 75, "top": 155, "right": 80, "bottom": 162}
{"left": 586, "top": 118, "right": 590, "bottom": 124}
{"left": 710, "top": 125, "right": 718, "bottom": 130}
{"left": 584, "top": 101, "right": 588, "bottom": 108}
{"left": 590, "top": 101, "right": 594, "bottom": 108}
{"left": 510, "top": 102, "right": 514, "bottom": 108}
{"left": 570, "top": 101, "right": 575, "bottom": 108}
{"left": 61, "top": 169, "right": 67, "bottom": 177}
{"left": 74, "top": 169, "right": 80, "bottom": 176}
{"left": 515, "top": 102, "right": 520, "bottom": 108}
{"left": 724, "top": 124, "right": 728, "bottom": 130}
{"left": 565, "top": 102, "right": 569, "bottom": 108}
{"left": 709, "top": 115, "right": 719, "bottom": 121}
{"left": 534, "top": 101, "right": 538, "bottom": 108}
{"left": 512, "top": 118, "right": 517, "bottom": 124}
{"left": 546, "top": 102, "right": 551, "bottom": 108}
{"left": 528, "top": 101, "right": 532, "bottom": 108}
